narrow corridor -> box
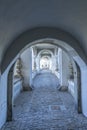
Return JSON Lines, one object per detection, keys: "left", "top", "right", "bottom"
{"left": 1, "top": 72, "right": 87, "bottom": 130}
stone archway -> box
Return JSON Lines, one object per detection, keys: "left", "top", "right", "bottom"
{"left": 6, "top": 39, "right": 87, "bottom": 117}
{"left": 2, "top": 27, "right": 87, "bottom": 118}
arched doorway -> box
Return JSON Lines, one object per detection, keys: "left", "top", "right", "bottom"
{"left": 4, "top": 28, "right": 87, "bottom": 123}
{"left": 6, "top": 43, "right": 83, "bottom": 122}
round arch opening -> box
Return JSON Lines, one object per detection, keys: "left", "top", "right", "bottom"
{"left": 5, "top": 28, "right": 87, "bottom": 122}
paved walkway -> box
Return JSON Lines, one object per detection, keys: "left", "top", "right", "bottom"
{"left": 32, "top": 71, "right": 59, "bottom": 88}
{"left": 1, "top": 72, "right": 87, "bottom": 130}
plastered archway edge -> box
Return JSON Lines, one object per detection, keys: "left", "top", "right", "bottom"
{"left": 6, "top": 46, "right": 82, "bottom": 122}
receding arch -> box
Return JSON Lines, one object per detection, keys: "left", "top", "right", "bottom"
{"left": 4, "top": 27, "right": 87, "bottom": 118}
{"left": 1, "top": 27, "right": 87, "bottom": 74}
{"left": 75, "top": 62, "right": 82, "bottom": 113}
{"left": 38, "top": 49, "right": 54, "bottom": 57}
{"left": 6, "top": 47, "right": 82, "bottom": 122}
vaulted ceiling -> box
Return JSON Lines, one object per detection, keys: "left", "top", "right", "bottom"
{"left": 0, "top": 0, "right": 87, "bottom": 73}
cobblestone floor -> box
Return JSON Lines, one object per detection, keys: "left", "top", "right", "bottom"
{"left": 1, "top": 72, "right": 87, "bottom": 130}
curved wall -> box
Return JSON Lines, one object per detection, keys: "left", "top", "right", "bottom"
{"left": 1, "top": 27, "right": 87, "bottom": 73}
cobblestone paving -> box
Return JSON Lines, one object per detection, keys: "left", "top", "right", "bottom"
{"left": 1, "top": 72, "right": 87, "bottom": 130}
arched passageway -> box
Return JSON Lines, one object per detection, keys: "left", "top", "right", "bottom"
{"left": 1, "top": 28, "right": 87, "bottom": 129}
{"left": 4, "top": 41, "right": 84, "bottom": 128}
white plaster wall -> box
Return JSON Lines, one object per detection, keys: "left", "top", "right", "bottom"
{"left": 52, "top": 56, "right": 56, "bottom": 72}
{"left": 68, "top": 61, "right": 78, "bottom": 106}
{"left": 73, "top": 56, "right": 87, "bottom": 117}
{"left": 0, "top": 55, "right": 19, "bottom": 129}
{"left": 0, "top": 70, "right": 7, "bottom": 128}
{"left": 62, "top": 51, "right": 70, "bottom": 86}
{"left": 81, "top": 67, "right": 87, "bottom": 116}
{"left": 20, "top": 48, "right": 32, "bottom": 88}
{"left": 58, "top": 49, "right": 70, "bottom": 87}
{"left": 58, "top": 49, "right": 78, "bottom": 104}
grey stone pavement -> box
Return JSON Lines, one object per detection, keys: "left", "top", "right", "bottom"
{"left": 1, "top": 71, "right": 87, "bottom": 130}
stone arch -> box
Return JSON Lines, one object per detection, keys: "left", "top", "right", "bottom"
{"left": 3, "top": 27, "right": 87, "bottom": 117}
